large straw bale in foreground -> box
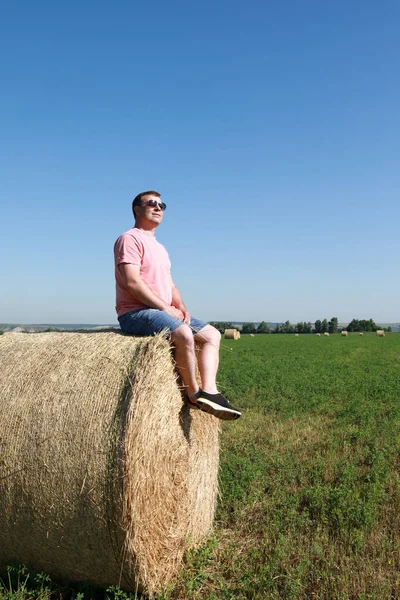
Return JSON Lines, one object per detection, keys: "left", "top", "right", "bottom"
{"left": 0, "top": 332, "right": 219, "bottom": 596}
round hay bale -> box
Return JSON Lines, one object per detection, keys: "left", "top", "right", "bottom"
{"left": 359, "top": 332, "right": 364, "bottom": 336}
{"left": 324, "top": 332, "right": 330, "bottom": 336}
{"left": 315, "top": 333, "right": 321, "bottom": 337}
{"left": 294, "top": 333, "right": 299, "bottom": 337}
{"left": 376, "top": 330, "right": 385, "bottom": 337}
{"left": 0, "top": 332, "right": 219, "bottom": 596}
{"left": 224, "top": 329, "right": 239, "bottom": 340}
{"left": 249, "top": 333, "right": 255, "bottom": 337}
{"left": 341, "top": 331, "right": 348, "bottom": 336}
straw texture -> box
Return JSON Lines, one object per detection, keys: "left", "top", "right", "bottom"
{"left": 0, "top": 332, "right": 219, "bottom": 595}
{"left": 376, "top": 330, "right": 385, "bottom": 337}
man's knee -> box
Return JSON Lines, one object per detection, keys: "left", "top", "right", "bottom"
{"left": 171, "top": 324, "right": 194, "bottom": 346}
{"left": 195, "top": 325, "right": 221, "bottom": 346}
{"left": 208, "top": 326, "right": 221, "bottom": 345}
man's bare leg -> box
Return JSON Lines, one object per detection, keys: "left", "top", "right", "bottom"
{"left": 171, "top": 324, "right": 199, "bottom": 394}
{"left": 193, "top": 325, "right": 241, "bottom": 419}
{"left": 172, "top": 323, "right": 241, "bottom": 420}
{"left": 194, "top": 325, "right": 221, "bottom": 392}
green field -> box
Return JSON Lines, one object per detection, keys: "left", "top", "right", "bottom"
{"left": 2, "top": 333, "right": 400, "bottom": 600}
{"left": 170, "top": 333, "right": 400, "bottom": 600}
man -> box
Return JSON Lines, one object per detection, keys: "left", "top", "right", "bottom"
{"left": 114, "top": 190, "right": 241, "bottom": 420}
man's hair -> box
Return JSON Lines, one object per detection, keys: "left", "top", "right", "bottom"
{"left": 132, "top": 190, "right": 161, "bottom": 219}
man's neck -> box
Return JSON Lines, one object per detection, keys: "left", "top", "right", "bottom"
{"left": 134, "top": 222, "right": 157, "bottom": 236}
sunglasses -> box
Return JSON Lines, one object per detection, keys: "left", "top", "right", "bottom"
{"left": 139, "top": 199, "right": 167, "bottom": 211}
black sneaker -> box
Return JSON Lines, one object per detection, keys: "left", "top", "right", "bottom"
{"left": 186, "top": 395, "right": 200, "bottom": 409}
{"left": 194, "top": 389, "right": 241, "bottom": 421}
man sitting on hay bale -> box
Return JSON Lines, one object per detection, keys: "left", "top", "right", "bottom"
{"left": 114, "top": 190, "right": 241, "bottom": 420}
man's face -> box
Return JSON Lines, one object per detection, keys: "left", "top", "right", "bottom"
{"left": 136, "top": 194, "right": 164, "bottom": 226}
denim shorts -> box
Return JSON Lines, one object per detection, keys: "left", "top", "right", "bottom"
{"left": 118, "top": 308, "right": 208, "bottom": 337}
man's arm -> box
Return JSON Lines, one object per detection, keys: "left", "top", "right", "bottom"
{"left": 119, "top": 264, "right": 184, "bottom": 320}
{"left": 171, "top": 282, "right": 190, "bottom": 325}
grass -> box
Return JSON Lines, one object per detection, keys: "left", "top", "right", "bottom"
{"left": 171, "top": 333, "right": 400, "bottom": 599}
{"left": 2, "top": 333, "right": 400, "bottom": 599}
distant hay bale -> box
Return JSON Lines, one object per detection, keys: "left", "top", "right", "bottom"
{"left": 359, "top": 332, "right": 364, "bottom": 336}
{"left": 0, "top": 332, "right": 219, "bottom": 596}
{"left": 250, "top": 333, "right": 255, "bottom": 337}
{"left": 224, "top": 329, "right": 240, "bottom": 340}
{"left": 324, "top": 332, "right": 329, "bottom": 336}
{"left": 376, "top": 330, "right": 385, "bottom": 337}
{"left": 315, "top": 333, "right": 321, "bottom": 337}
{"left": 341, "top": 331, "right": 348, "bottom": 336}
{"left": 295, "top": 333, "right": 299, "bottom": 337}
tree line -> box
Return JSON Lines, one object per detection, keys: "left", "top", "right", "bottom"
{"left": 210, "top": 317, "right": 391, "bottom": 334}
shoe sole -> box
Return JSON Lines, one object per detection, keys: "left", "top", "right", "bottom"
{"left": 186, "top": 398, "right": 200, "bottom": 410}
{"left": 195, "top": 398, "right": 241, "bottom": 421}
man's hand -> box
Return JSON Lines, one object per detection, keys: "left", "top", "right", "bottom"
{"left": 164, "top": 305, "right": 184, "bottom": 321}
{"left": 171, "top": 282, "right": 190, "bottom": 324}
{"left": 182, "top": 308, "right": 191, "bottom": 325}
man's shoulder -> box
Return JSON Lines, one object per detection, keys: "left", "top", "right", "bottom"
{"left": 115, "top": 228, "right": 143, "bottom": 245}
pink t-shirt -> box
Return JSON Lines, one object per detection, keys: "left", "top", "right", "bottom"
{"left": 114, "top": 228, "right": 173, "bottom": 317}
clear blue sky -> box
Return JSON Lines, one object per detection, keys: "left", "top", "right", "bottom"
{"left": 1, "top": 1, "right": 399, "bottom": 324}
